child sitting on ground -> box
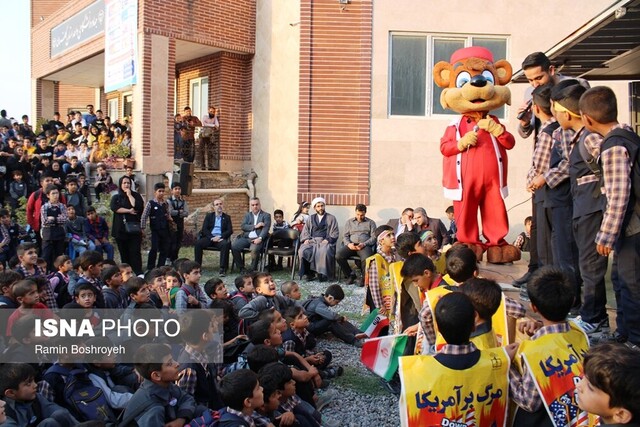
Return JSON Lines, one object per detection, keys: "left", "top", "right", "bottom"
{"left": 100, "top": 265, "right": 127, "bottom": 309}
{"left": 507, "top": 266, "right": 590, "bottom": 426}
{"left": 255, "top": 370, "right": 282, "bottom": 426}
{"left": 576, "top": 342, "right": 640, "bottom": 426}
{"left": 5, "top": 279, "right": 56, "bottom": 336}
{"left": 281, "top": 280, "right": 302, "bottom": 301}
{"left": 175, "top": 260, "right": 208, "bottom": 314}
{"left": 0, "top": 363, "right": 78, "bottom": 426}
{"left": 398, "top": 292, "right": 509, "bottom": 426}
{"left": 0, "top": 270, "right": 21, "bottom": 309}
{"left": 513, "top": 216, "right": 532, "bottom": 252}
{"left": 282, "top": 306, "right": 341, "bottom": 379}
{"left": 238, "top": 273, "right": 298, "bottom": 321}
{"left": 218, "top": 369, "right": 264, "bottom": 427}
{"left": 204, "top": 277, "right": 229, "bottom": 305}
{"left": 460, "top": 277, "right": 525, "bottom": 349}
{"left": 120, "top": 343, "right": 199, "bottom": 426}
{"left": 165, "top": 269, "right": 181, "bottom": 309}
{"left": 230, "top": 274, "right": 254, "bottom": 313}
{"left": 303, "top": 284, "right": 366, "bottom": 346}
{"left": 49, "top": 255, "right": 72, "bottom": 307}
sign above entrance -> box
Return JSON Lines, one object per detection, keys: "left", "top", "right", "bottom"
{"left": 51, "top": 0, "right": 105, "bottom": 57}
{"left": 104, "top": 0, "right": 138, "bottom": 93}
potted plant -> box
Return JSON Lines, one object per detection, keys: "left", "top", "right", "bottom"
{"left": 104, "top": 144, "right": 134, "bottom": 169}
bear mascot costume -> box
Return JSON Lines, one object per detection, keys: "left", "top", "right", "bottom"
{"left": 434, "top": 46, "right": 520, "bottom": 263}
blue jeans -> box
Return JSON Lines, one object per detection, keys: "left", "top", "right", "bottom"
{"left": 612, "top": 231, "right": 640, "bottom": 345}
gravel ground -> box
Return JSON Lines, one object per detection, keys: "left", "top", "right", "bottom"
{"left": 194, "top": 253, "right": 401, "bottom": 426}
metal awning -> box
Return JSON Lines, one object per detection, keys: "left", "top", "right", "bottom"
{"left": 513, "top": 0, "right": 640, "bottom": 82}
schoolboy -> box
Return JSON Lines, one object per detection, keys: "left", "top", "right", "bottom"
{"left": 267, "top": 209, "right": 290, "bottom": 271}
{"left": 3, "top": 314, "right": 51, "bottom": 363}
{"left": 0, "top": 363, "right": 78, "bottom": 426}
{"left": 14, "top": 244, "right": 44, "bottom": 279}
{"left": 580, "top": 86, "right": 640, "bottom": 348}
{"left": 282, "top": 306, "right": 335, "bottom": 375}
{"left": 144, "top": 267, "right": 168, "bottom": 309}
{"left": 0, "top": 211, "right": 20, "bottom": 265}
{"left": 507, "top": 266, "right": 589, "bottom": 426}
{"left": 204, "top": 277, "right": 228, "bottom": 304}
{"left": 65, "top": 204, "right": 95, "bottom": 257}
{"left": 218, "top": 369, "right": 264, "bottom": 427}
{"left": 5, "top": 279, "right": 56, "bottom": 336}
{"left": 65, "top": 177, "right": 87, "bottom": 218}
{"left": 101, "top": 265, "right": 127, "bottom": 309}
{"left": 71, "top": 250, "right": 105, "bottom": 308}
{"left": 141, "top": 182, "right": 172, "bottom": 270}
{"left": 303, "top": 284, "right": 366, "bottom": 345}
{"left": 119, "top": 343, "right": 198, "bottom": 426}
{"left": 86, "top": 207, "right": 114, "bottom": 260}
{"left": 280, "top": 280, "right": 302, "bottom": 301}
{"left": 230, "top": 273, "right": 254, "bottom": 312}
{"left": 255, "top": 371, "right": 282, "bottom": 426}
{"left": 41, "top": 185, "right": 68, "bottom": 271}
{"left": 238, "top": 272, "right": 298, "bottom": 321}
{"left": 0, "top": 270, "right": 21, "bottom": 309}
{"left": 364, "top": 226, "right": 400, "bottom": 317}
{"left": 119, "top": 263, "right": 133, "bottom": 282}
{"left": 175, "top": 260, "right": 208, "bottom": 314}
{"left": 543, "top": 81, "right": 584, "bottom": 312}
{"left": 576, "top": 343, "right": 640, "bottom": 426}
{"left": 460, "top": 277, "right": 521, "bottom": 349}
{"left": 165, "top": 269, "right": 182, "bottom": 309}
{"left": 513, "top": 216, "right": 532, "bottom": 252}
{"left": 8, "top": 170, "right": 27, "bottom": 210}
{"left": 398, "top": 292, "right": 509, "bottom": 426}
{"left": 176, "top": 309, "right": 224, "bottom": 410}
{"left": 168, "top": 182, "right": 189, "bottom": 262}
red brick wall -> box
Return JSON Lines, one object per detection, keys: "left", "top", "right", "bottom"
{"left": 56, "top": 84, "right": 95, "bottom": 117}
{"left": 176, "top": 52, "right": 252, "bottom": 161}
{"left": 31, "top": 0, "right": 68, "bottom": 28}
{"left": 298, "top": 0, "right": 373, "bottom": 206}
{"left": 141, "top": 0, "right": 255, "bottom": 55}
{"left": 183, "top": 192, "right": 249, "bottom": 235}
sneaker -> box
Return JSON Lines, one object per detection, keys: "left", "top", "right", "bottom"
{"left": 624, "top": 341, "right": 640, "bottom": 352}
{"left": 218, "top": 269, "right": 226, "bottom": 277}
{"left": 573, "top": 316, "right": 610, "bottom": 335}
{"left": 316, "top": 390, "right": 337, "bottom": 411}
{"left": 519, "top": 285, "right": 530, "bottom": 302}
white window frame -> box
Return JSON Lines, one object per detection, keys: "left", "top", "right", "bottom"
{"left": 388, "top": 32, "right": 509, "bottom": 119}
{"left": 122, "top": 92, "right": 133, "bottom": 120}
{"left": 189, "top": 77, "right": 209, "bottom": 120}
{"left": 107, "top": 98, "right": 119, "bottom": 122}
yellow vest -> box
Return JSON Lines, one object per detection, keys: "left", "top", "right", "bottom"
{"left": 514, "top": 322, "right": 596, "bottom": 427}
{"left": 399, "top": 348, "right": 510, "bottom": 427}
{"left": 364, "top": 253, "right": 395, "bottom": 317}
{"left": 470, "top": 328, "right": 498, "bottom": 350}
{"left": 430, "top": 289, "right": 510, "bottom": 352}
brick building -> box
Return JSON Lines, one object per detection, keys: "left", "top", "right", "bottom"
{"left": 31, "top": 0, "right": 636, "bottom": 238}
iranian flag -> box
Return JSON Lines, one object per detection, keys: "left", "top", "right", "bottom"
{"left": 360, "top": 334, "right": 408, "bottom": 381}
{"left": 360, "top": 311, "right": 389, "bottom": 338}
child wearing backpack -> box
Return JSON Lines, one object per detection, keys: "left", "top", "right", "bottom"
{"left": 0, "top": 363, "right": 79, "bottom": 426}
{"left": 205, "top": 277, "right": 229, "bottom": 305}
{"left": 49, "top": 255, "right": 72, "bottom": 308}
{"left": 580, "top": 86, "right": 640, "bottom": 349}
{"left": 175, "top": 260, "right": 208, "bottom": 314}
{"left": 230, "top": 273, "right": 254, "bottom": 313}
{"left": 120, "top": 343, "right": 200, "bottom": 427}
{"left": 0, "top": 270, "right": 21, "bottom": 309}
{"left": 100, "top": 265, "right": 127, "bottom": 309}
{"left": 42, "top": 347, "right": 116, "bottom": 424}
{"left": 176, "top": 309, "right": 225, "bottom": 411}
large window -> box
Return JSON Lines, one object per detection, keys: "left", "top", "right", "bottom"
{"left": 107, "top": 98, "right": 119, "bottom": 121}
{"left": 189, "top": 77, "right": 209, "bottom": 120}
{"left": 389, "top": 34, "right": 508, "bottom": 118}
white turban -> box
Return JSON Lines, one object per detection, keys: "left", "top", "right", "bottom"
{"left": 311, "top": 197, "right": 326, "bottom": 208}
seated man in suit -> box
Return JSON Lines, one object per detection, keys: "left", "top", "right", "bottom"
{"left": 387, "top": 207, "right": 416, "bottom": 238}
{"left": 231, "top": 197, "right": 271, "bottom": 272}
{"left": 194, "top": 198, "right": 233, "bottom": 276}
{"left": 414, "top": 207, "right": 450, "bottom": 249}
{"left": 299, "top": 197, "right": 339, "bottom": 281}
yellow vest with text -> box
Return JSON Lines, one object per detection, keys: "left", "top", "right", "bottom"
{"left": 399, "top": 348, "right": 510, "bottom": 427}
{"left": 364, "top": 253, "right": 395, "bottom": 318}
{"left": 514, "top": 322, "right": 596, "bottom": 427}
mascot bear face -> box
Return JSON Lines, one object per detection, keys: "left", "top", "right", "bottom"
{"left": 433, "top": 46, "right": 513, "bottom": 119}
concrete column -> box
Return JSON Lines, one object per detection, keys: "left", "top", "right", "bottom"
{"left": 133, "top": 32, "right": 174, "bottom": 179}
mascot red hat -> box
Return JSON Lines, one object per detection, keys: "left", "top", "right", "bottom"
{"left": 434, "top": 47, "right": 520, "bottom": 263}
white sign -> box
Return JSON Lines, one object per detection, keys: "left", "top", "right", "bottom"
{"left": 104, "top": 0, "right": 138, "bottom": 93}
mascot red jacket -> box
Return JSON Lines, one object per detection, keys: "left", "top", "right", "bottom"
{"left": 434, "top": 46, "right": 520, "bottom": 263}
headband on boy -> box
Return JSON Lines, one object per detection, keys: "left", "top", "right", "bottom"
{"left": 377, "top": 230, "right": 392, "bottom": 243}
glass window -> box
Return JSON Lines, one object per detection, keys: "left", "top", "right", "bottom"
{"left": 189, "top": 77, "right": 209, "bottom": 120}
{"left": 107, "top": 98, "right": 118, "bottom": 121}
{"left": 389, "top": 34, "right": 508, "bottom": 118}
{"left": 390, "top": 36, "right": 426, "bottom": 116}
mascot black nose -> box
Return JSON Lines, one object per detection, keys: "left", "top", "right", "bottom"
{"left": 470, "top": 75, "right": 487, "bottom": 87}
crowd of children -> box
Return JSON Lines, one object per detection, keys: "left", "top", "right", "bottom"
{"left": 0, "top": 245, "right": 374, "bottom": 426}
